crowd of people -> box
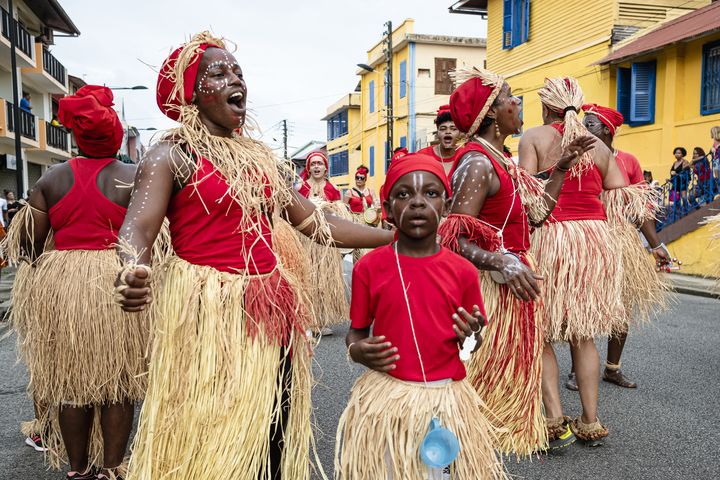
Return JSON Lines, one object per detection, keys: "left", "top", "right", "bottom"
{"left": 1, "top": 30, "right": 708, "bottom": 480}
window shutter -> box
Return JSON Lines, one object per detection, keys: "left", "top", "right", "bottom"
{"left": 369, "top": 146, "right": 375, "bottom": 176}
{"left": 369, "top": 80, "right": 375, "bottom": 113}
{"left": 630, "top": 61, "right": 656, "bottom": 124}
{"left": 503, "top": 0, "right": 513, "bottom": 50}
{"left": 399, "top": 60, "right": 407, "bottom": 99}
{"left": 327, "top": 120, "right": 332, "bottom": 141}
{"left": 616, "top": 67, "right": 631, "bottom": 121}
{"left": 522, "top": 0, "right": 530, "bottom": 44}
{"left": 434, "top": 58, "right": 457, "bottom": 95}
{"left": 400, "top": 136, "right": 407, "bottom": 148}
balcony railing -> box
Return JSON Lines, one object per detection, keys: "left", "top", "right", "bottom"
{"left": 6, "top": 102, "right": 36, "bottom": 140}
{"left": 0, "top": 7, "right": 33, "bottom": 59}
{"left": 656, "top": 157, "right": 720, "bottom": 231}
{"left": 46, "top": 122, "right": 67, "bottom": 151}
{"left": 42, "top": 46, "right": 66, "bottom": 85}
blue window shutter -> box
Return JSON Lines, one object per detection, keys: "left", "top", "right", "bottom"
{"left": 503, "top": 0, "right": 513, "bottom": 50}
{"left": 400, "top": 136, "right": 407, "bottom": 148}
{"left": 369, "top": 80, "right": 375, "bottom": 113}
{"left": 630, "top": 61, "right": 656, "bottom": 124}
{"left": 369, "top": 146, "right": 375, "bottom": 176}
{"left": 523, "top": 0, "right": 530, "bottom": 43}
{"left": 616, "top": 67, "right": 631, "bottom": 121}
{"left": 399, "top": 60, "right": 407, "bottom": 99}
{"left": 327, "top": 120, "right": 331, "bottom": 141}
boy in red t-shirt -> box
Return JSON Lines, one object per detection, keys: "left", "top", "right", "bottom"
{"left": 335, "top": 153, "right": 505, "bottom": 479}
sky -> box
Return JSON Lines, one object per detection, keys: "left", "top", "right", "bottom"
{"left": 52, "top": 0, "right": 488, "bottom": 154}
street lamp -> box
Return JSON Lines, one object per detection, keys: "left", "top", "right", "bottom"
{"left": 357, "top": 63, "right": 375, "bottom": 72}
{"left": 108, "top": 85, "right": 148, "bottom": 90}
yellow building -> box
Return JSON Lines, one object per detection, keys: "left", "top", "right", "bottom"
{"left": 322, "top": 91, "right": 361, "bottom": 190}
{"left": 452, "top": 0, "right": 718, "bottom": 275}
{"left": 0, "top": 0, "right": 78, "bottom": 194}
{"left": 326, "top": 19, "right": 486, "bottom": 192}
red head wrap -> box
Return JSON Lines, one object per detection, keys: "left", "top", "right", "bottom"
{"left": 355, "top": 165, "right": 369, "bottom": 176}
{"left": 380, "top": 153, "right": 452, "bottom": 221}
{"left": 582, "top": 103, "right": 623, "bottom": 136}
{"left": 156, "top": 43, "right": 211, "bottom": 121}
{"left": 449, "top": 77, "right": 502, "bottom": 137}
{"left": 58, "top": 85, "right": 123, "bottom": 158}
{"left": 302, "top": 151, "right": 328, "bottom": 180}
{"left": 391, "top": 147, "right": 409, "bottom": 163}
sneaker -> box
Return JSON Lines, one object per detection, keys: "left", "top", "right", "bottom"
{"left": 25, "top": 434, "right": 48, "bottom": 452}
{"left": 546, "top": 416, "right": 576, "bottom": 453}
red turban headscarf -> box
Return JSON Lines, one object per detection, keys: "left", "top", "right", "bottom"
{"left": 58, "top": 85, "right": 123, "bottom": 158}
{"left": 380, "top": 153, "right": 452, "bottom": 221}
{"left": 391, "top": 147, "right": 408, "bottom": 163}
{"left": 156, "top": 43, "right": 212, "bottom": 121}
{"left": 449, "top": 76, "right": 503, "bottom": 138}
{"left": 355, "top": 165, "right": 369, "bottom": 176}
{"left": 302, "top": 151, "right": 328, "bottom": 180}
{"left": 582, "top": 103, "right": 623, "bottom": 137}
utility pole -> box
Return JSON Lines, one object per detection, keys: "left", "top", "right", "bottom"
{"left": 8, "top": 0, "right": 25, "bottom": 197}
{"left": 384, "top": 20, "right": 393, "bottom": 169}
{"left": 282, "top": 119, "right": 288, "bottom": 160}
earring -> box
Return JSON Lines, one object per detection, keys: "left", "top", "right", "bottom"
{"left": 495, "top": 120, "right": 501, "bottom": 139}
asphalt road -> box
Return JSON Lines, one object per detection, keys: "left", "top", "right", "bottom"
{"left": 1, "top": 292, "right": 718, "bottom": 479}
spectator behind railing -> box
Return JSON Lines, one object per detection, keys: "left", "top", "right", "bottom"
{"left": 710, "top": 126, "right": 720, "bottom": 196}
{"left": 669, "top": 146, "right": 691, "bottom": 213}
{"left": 692, "top": 147, "right": 713, "bottom": 201}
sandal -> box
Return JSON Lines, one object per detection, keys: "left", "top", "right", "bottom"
{"left": 545, "top": 416, "right": 576, "bottom": 453}
{"left": 66, "top": 471, "right": 96, "bottom": 480}
{"left": 571, "top": 417, "right": 608, "bottom": 447}
{"left": 565, "top": 372, "right": 579, "bottom": 391}
{"left": 603, "top": 362, "right": 637, "bottom": 388}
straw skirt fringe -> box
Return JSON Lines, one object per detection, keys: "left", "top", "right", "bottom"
{"left": 466, "top": 270, "right": 546, "bottom": 457}
{"left": 126, "top": 257, "right": 313, "bottom": 480}
{"left": 335, "top": 370, "right": 507, "bottom": 480}
{"left": 297, "top": 202, "right": 350, "bottom": 328}
{"left": 530, "top": 220, "right": 625, "bottom": 342}
{"left": 601, "top": 188, "right": 668, "bottom": 327}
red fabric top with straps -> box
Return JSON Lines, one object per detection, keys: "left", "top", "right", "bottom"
{"left": 298, "top": 181, "right": 341, "bottom": 201}
{"left": 615, "top": 149, "right": 644, "bottom": 186}
{"left": 545, "top": 124, "right": 606, "bottom": 222}
{"left": 417, "top": 145, "right": 459, "bottom": 165}
{"left": 453, "top": 142, "right": 530, "bottom": 253}
{"left": 49, "top": 157, "right": 127, "bottom": 251}
{"left": 167, "top": 156, "right": 277, "bottom": 274}
{"left": 347, "top": 189, "right": 373, "bottom": 213}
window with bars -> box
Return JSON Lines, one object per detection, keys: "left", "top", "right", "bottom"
{"left": 329, "top": 150, "right": 349, "bottom": 177}
{"left": 616, "top": 61, "right": 656, "bottom": 126}
{"left": 702, "top": 40, "right": 720, "bottom": 115}
{"left": 434, "top": 57, "right": 456, "bottom": 95}
{"left": 326, "top": 110, "right": 348, "bottom": 141}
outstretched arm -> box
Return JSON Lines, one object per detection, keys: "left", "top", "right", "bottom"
{"left": 449, "top": 153, "right": 542, "bottom": 301}
{"left": 283, "top": 189, "right": 393, "bottom": 248}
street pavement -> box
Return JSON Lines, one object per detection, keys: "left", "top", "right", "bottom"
{"left": 0, "top": 279, "right": 718, "bottom": 478}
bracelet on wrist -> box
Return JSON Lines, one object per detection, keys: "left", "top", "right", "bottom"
{"left": 651, "top": 242, "right": 666, "bottom": 252}
{"left": 555, "top": 164, "right": 570, "bottom": 173}
{"left": 346, "top": 342, "right": 356, "bottom": 364}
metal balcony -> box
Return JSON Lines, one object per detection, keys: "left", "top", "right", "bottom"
{"left": 6, "top": 101, "right": 36, "bottom": 140}
{"left": 42, "top": 46, "right": 66, "bottom": 86}
{"left": 1, "top": 6, "right": 33, "bottom": 59}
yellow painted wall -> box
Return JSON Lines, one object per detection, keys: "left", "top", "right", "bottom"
{"left": 613, "top": 33, "right": 720, "bottom": 185}
{"left": 665, "top": 223, "right": 718, "bottom": 276}
{"left": 486, "top": 0, "right": 614, "bottom": 76}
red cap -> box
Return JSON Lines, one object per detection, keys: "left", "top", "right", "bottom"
{"left": 582, "top": 103, "right": 623, "bottom": 136}
{"left": 391, "top": 147, "right": 409, "bottom": 163}
{"left": 58, "top": 85, "right": 123, "bottom": 158}
{"left": 380, "top": 153, "right": 451, "bottom": 221}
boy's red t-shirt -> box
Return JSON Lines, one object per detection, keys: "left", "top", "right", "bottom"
{"left": 350, "top": 244, "right": 486, "bottom": 382}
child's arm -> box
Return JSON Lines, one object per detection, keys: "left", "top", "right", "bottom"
{"left": 347, "top": 328, "right": 400, "bottom": 372}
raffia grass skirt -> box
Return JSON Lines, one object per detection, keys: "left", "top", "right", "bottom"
{"left": 530, "top": 220, "right": 625, "bottom": 342}
{"left": 13, "top": 249, "right": 149, "bottom": 469}
{"left": 600, "top": 187, "right": 668, "bottom": 329}
{"left": 466, "top": 268, "right": 546, "bottom": 457}
{"left": 297, "top": 202, "right": 350, "bottom": 328}
{"left": 335, "top": 370, "right": 507, "bottom": 479}
{"left": 126, "top": 256, "right": 313, "bottom": 480}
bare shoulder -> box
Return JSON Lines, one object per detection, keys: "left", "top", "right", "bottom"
{"left": 35, "top": 161, "right": 71, "bottom": 189}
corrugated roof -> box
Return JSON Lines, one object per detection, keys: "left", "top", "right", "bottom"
{"left": 598, "top": 1, "right": 720, "bottom": 64}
